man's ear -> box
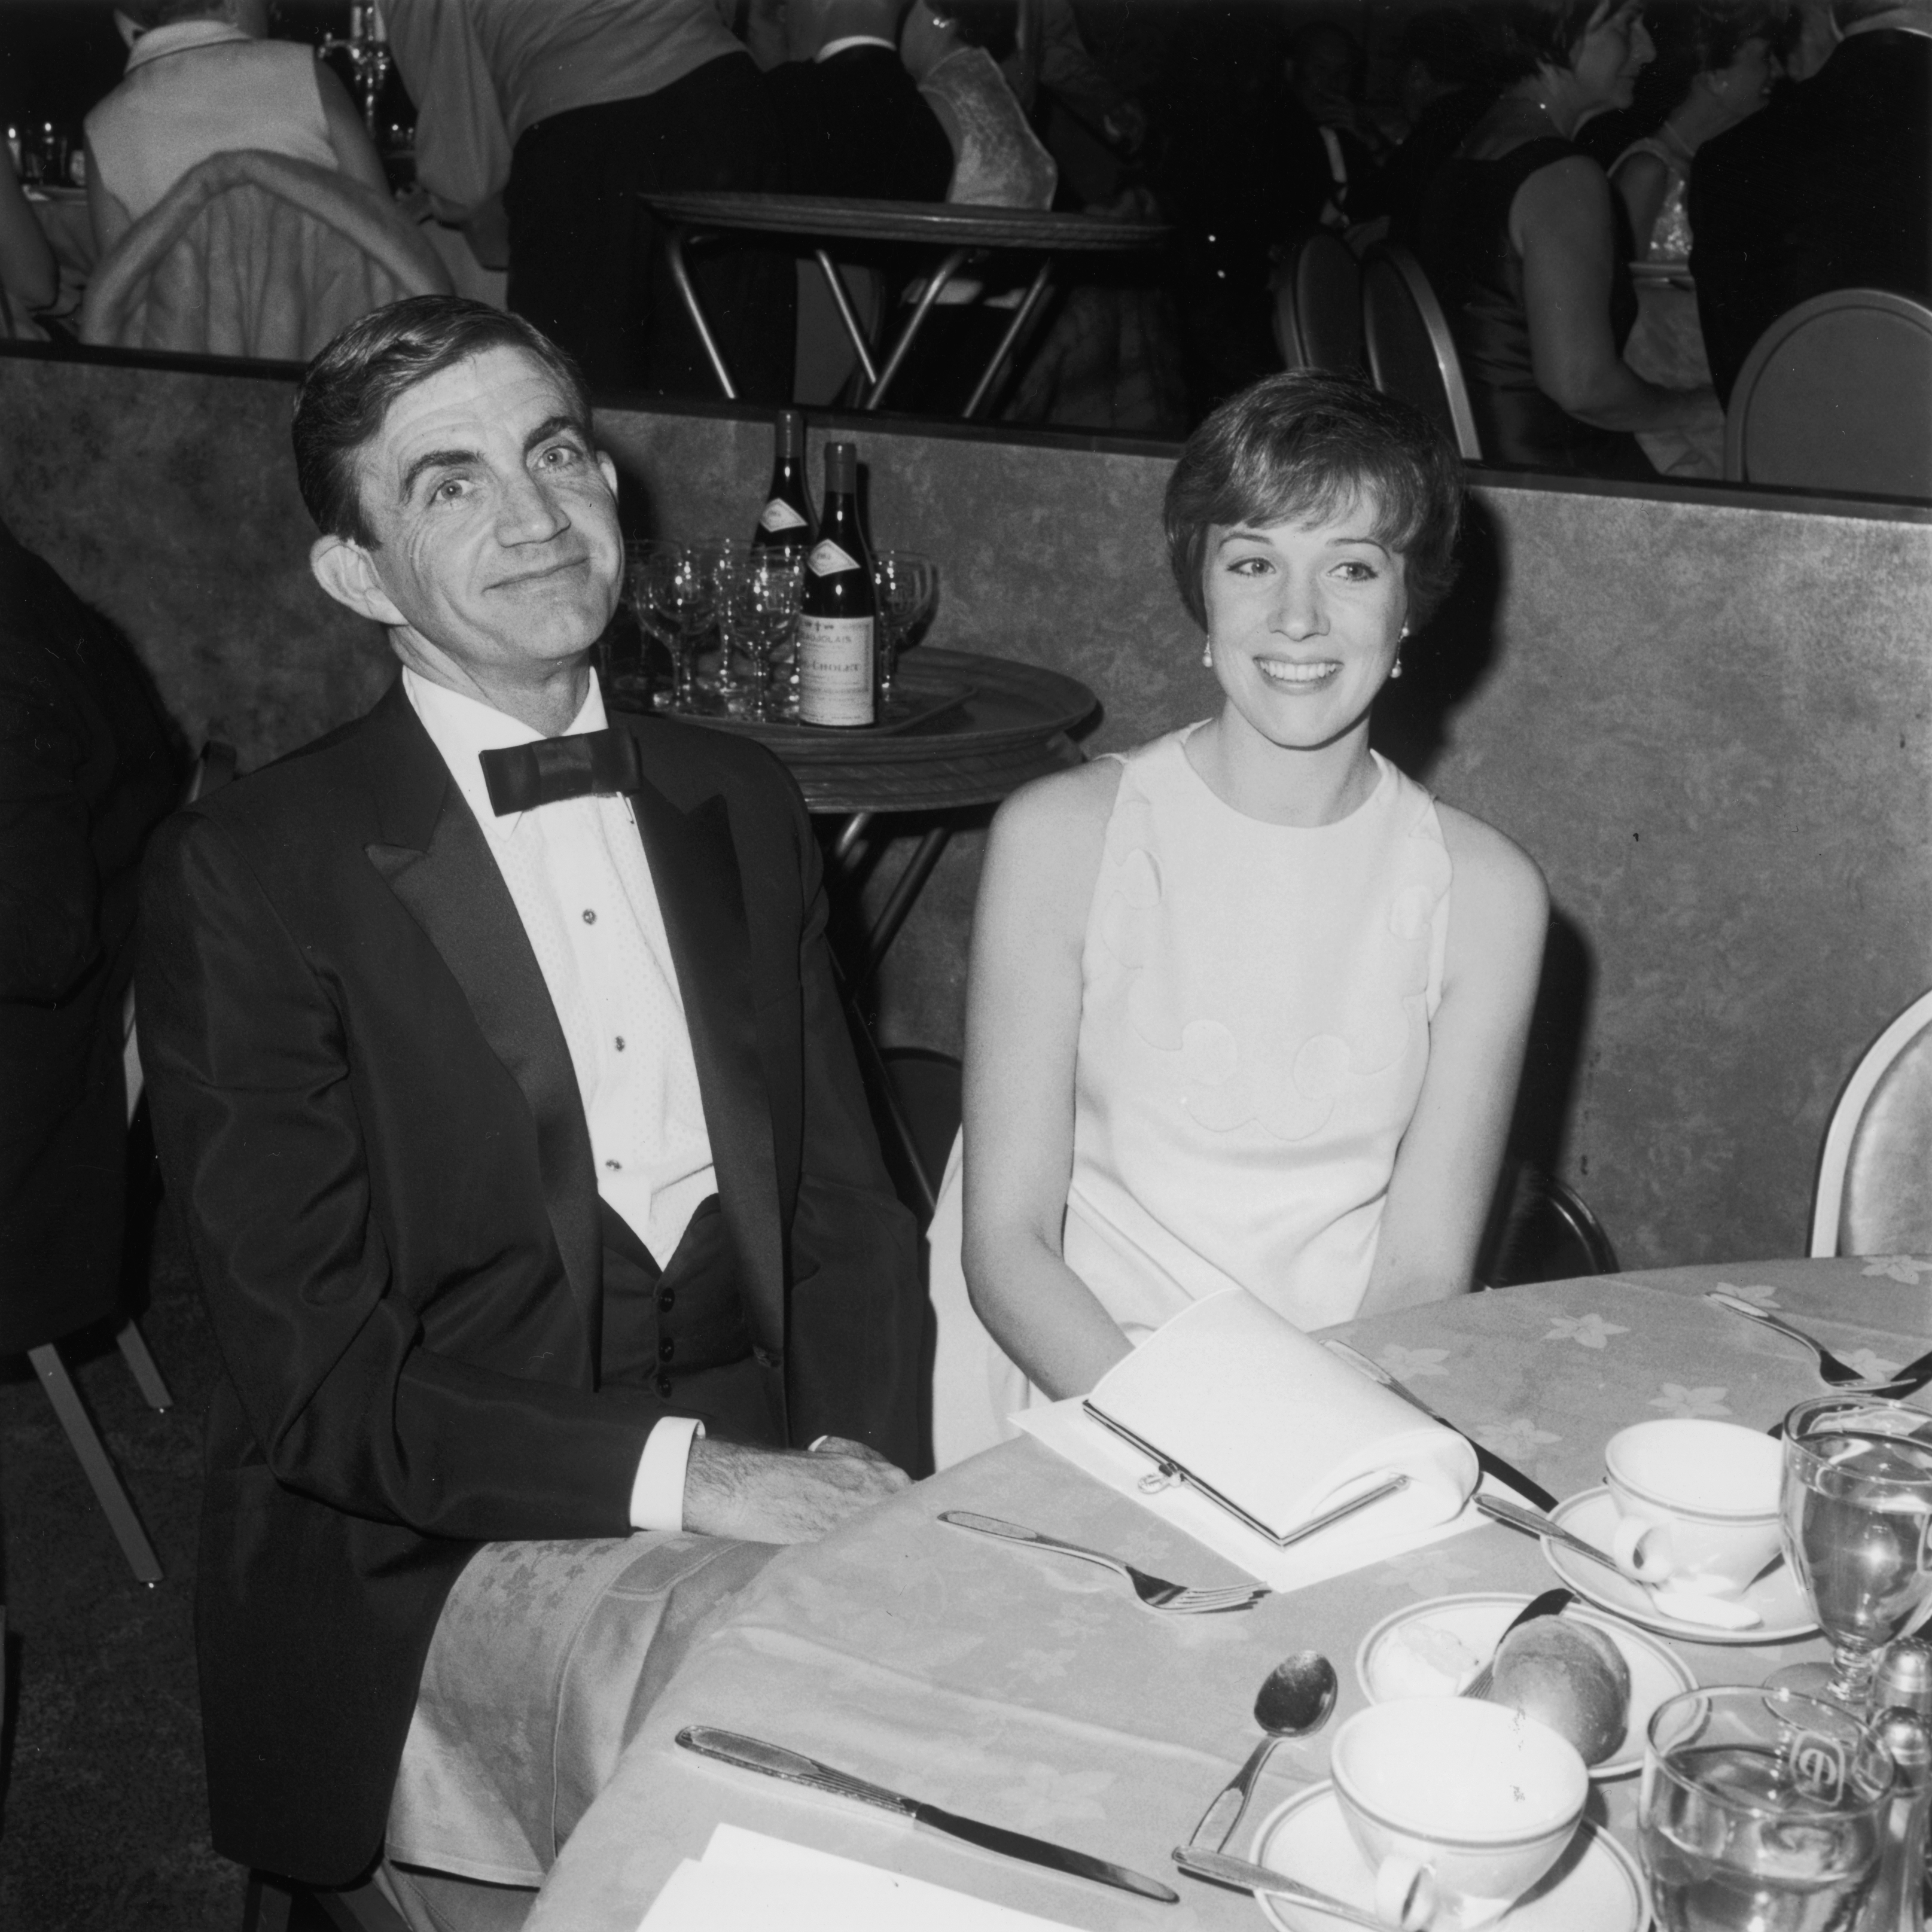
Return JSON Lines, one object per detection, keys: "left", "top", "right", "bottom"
{"left": 310, "top": 533, "right": 406, "bottom": 627}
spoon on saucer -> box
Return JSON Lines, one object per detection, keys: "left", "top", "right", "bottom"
{"left": 1190, "top": 1650, "right": 1339, "bottom": 1853}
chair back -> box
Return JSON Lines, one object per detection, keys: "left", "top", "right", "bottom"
{"left": 1479, "top": 1158, "right": 1619, "bottom": 1287}
{"left": 1360, "top": 243, "right": 1481, "bottom": 459}
{"left": 1811, "top": 988, "right": 1932, "bottom": 1256}
{"left": 1271, "top": 229, "right": 1364, "bottom": 373}
{"left": 81, "top": 149, "right": 450, "bottom": 362}
{"left": 1724, "top": 289, "right": 1932, "bottom": 500}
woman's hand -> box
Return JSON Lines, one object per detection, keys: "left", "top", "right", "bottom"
{"left": 959, "top": 763, "right": 1136, "bottom": 1400}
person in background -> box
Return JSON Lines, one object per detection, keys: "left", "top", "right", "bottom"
{"left": 1, "top": 515, "right": 182, "bottom": 1378}
{"left": 1282, "top": 20, "right": 1390, "bottom": 239}
{"left": 1607, "top": 2, "right": 1785, "bottom": 264}
{"left": 83, "top": 0, "right": 389, "bottom": 258}
{"left": 763, "top": 0, "right": 955, "bottom": 201}
{"left": 383, "top": 0, "right": 794, "bottom": 402}
{"left": 927, "top": 371, "right": 1546, "bottom": 1466}
{"left": 1414, "top": 0, "right": 1717, "bottom": 478}
{"left": 1383, "top": 9, "right": 1497, "bottom": 249}
{"left": 1689, "top": 0, "right": 1932, "bottom": 401}
{"left": 901, "top": 0, "right": 1055, "bottom": 209}
{"left": 0, "top": 144, "right": 59, "bottom": 331}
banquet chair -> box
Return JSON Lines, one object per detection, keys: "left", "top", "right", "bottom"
{"left": 1724, "top": 290, "right": 1932, "bottom": 501}
{"left": 81, "top": 149, "right": 450, "bottom": 362}
{"left": 1479, "top": 1157, "right": 1619, "bottom": 1288}
{"left": 27, "top": 742, "right": 236, "bottom": 1586}
{"left": 1360, "top": 243, "right": 1482, "bottom": 461}
{"left": 1270, "top": 229, "right": 1365, "bottom": 374}
{"left": 1809, "top": 987, "right": 1932, "bottom": 1257}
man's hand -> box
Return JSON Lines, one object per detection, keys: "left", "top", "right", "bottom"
{"left": 682, "top": 1436, "right": 911, "bottom": 1543}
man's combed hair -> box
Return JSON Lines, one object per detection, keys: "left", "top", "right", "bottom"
{"left": 292, "top": 295, "right": 593, "bottom": 544}
{"left": 1163, "top": 370, "right": 1465, "bottom": 632}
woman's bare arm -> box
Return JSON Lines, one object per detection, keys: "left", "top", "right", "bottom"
{"left": 961, "top": 759, "right": 1134, "bottom": 1398}
{"left": 315, "top": 62, "right": 392, "bottom": 198}
{"left": 1359, "top": 808, "right": 1547, "bottom": 1315}
{"left": 1608, "top": 147, "right": 1672, "bottom": 261}
{"left": 0, "top": 153, "right": 56, "bottom": 311}
{"left": 1514, "top": 155, "right": 1712, "bottom": 432}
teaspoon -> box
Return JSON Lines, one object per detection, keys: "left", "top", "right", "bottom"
{"left": 1190, "top": 1649, "right": 1339, "bottom": 1854}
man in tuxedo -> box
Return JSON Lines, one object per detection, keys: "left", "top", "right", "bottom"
{"left": 137, "top": 296, "right": 922, "bottom": 1917}
{"left": 1690, "top": 0, "right": 1932, "bottom": 400}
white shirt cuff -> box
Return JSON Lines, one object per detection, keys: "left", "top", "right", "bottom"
{"left": 629, "top": 1416, "right": 705, "bottom": 1532}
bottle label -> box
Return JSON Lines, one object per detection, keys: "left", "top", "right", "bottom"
{"left": 807, "top": 539, "right": 860, "bottom": 577}
{"left": 797, "top": 614, "right": 874, "bottom": 726}
{"left": 759, "top": 498, "right": 808, "bottom": 535}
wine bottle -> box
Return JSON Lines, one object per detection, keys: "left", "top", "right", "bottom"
{"left": 797, "top": 442, "right": 876, "bottom": 729}
{"left": 752, "top": 409, "right": 815, "bottom": 554}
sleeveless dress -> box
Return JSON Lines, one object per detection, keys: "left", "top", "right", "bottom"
{"left": 927, "top": 729, "right": 1453, "bottom": 1470}
{"left": 1414, "top": 135, "right": 1652, "bottom": 480}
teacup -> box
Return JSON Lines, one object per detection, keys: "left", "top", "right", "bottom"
{"left": 1328, "top": 1700, "right": 1587, "bottom": 1929}
{"left": 1604, "top": 1418, "right": 1783, "bottom": 1598}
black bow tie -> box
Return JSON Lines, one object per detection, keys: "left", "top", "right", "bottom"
{"left": 477, "top": 727, "right": 646, "bottom": 816}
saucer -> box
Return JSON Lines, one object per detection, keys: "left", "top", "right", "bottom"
{"left": 1248, "top": 1783, "right": 1648, "bottom": 1932}
{"left": 1355, "top": 1592, "right": 1696, "bottom": 1778}
{"left": 1541, "top": 1489, "right": 1816, "bottom": 1644}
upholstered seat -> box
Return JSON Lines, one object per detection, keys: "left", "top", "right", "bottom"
{"left": 1272, "top": 228, "right": 1364, "bottom": 374}
{"left": 1812, "top": 989, "right": 1932, "bottom": 1256}
{"left": 1361, "top": 242, "right": 1481, "bottom": 459}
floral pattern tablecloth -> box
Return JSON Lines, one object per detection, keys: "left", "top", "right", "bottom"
{"left": 525, "top": 1259, "right": 1932, "bottom": 1932}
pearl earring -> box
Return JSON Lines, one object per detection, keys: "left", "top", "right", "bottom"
{"left": 1388, "top": 657, "right": 1404, "bottom": 680}
{"left": 1202, "top": 638, "right": 1214, "bottom": 669}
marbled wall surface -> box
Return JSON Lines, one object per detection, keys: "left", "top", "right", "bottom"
{"left": 6, "top": 347, "right": 1930, "bottom": 1271}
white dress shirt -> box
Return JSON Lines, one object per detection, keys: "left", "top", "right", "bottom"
{"left": 404, "top": 667, "right": 713, "bottom": 1529}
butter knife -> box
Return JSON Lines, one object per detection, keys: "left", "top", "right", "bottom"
{"left": 1322, "top": 1337, "right": 1561, "bottom": 1514}
{"left": 675, "top": 1727, "right": 1180, "bottom": 1904}
{"left": 1173, "top": 1846, "right": 1394, "bottom": 1931}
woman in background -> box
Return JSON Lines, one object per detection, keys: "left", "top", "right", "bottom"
{"left": 1415, "top": 0, "right": 1717, "bottom": 477}
{"left": 84, "top": 0, "right": 388, "bottom": 257}
{"left": 927, "top": 372, "right": 1547, "bottom": 1467}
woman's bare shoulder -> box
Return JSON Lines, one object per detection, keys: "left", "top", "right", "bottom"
{"left": 979, "top": 756, "right": 1124, "bottom": 925}
{"left": 989, "top": 755, "right": 1124, "bottom": 854}
{"left": 1435, "top": 800, "right": 1548, "bottom": 930}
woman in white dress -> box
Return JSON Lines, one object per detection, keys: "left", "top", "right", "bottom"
{"left": 928, "top": 371, "right": 1549, "bottom": 1467}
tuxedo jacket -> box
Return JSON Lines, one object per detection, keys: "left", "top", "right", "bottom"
{"left": 0, "top": 522, "right": 181, "bottom": 1351}
{"left": 136, "top": 681, "right": 921, "bottom": 1884}
{"left": 1690, "top": 31, "right": 1932, "bottom": 401}
{"left": 764, "top": 46, "right": 955, "bottom": 202}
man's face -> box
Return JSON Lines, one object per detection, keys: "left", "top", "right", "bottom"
{"left": 346, "top": 346, "right": 623, "bottom": 684}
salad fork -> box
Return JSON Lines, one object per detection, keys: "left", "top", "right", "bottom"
{"left": 1706, "top": 1291, "right": 1932, "bottom": 1392}
{"left": 938, "top": 1511, "right": 1268, "bottom": 1614}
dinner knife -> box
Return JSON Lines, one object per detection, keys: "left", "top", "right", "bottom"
{"left": 675, "top": 1726, "right": 1180, "bottom": 1904}
{"left": 1322, "top": 1337, "right": 1561, "bottom": 1513}
{"left": 1172, "top": 1846, "right": 1394, "bottom": 1932}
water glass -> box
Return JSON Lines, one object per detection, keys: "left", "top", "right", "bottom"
{"left": 1639, "top": 1684, "right": 1892, "bottom": 1932}
{"left": 626, "top": 538, "right": 719, "bottom": 714}
{"left": 871, "top": 551, "right": 939, "bottom": 713}
{"left": 1771, "top": 1395, "right": 1932, "bottom": 1712}
{"left": 718, "top": 550, "right": 802, "bottom": 721}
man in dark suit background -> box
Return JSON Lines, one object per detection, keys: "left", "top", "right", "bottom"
{"left": 1689, "top": 0, "right": 1932, "bottom": 400}
{"left": 1, "top": 517, "right": 179, "bottom": 1366}
{"left": 138, "top": 296, "right": 922, "bottom": 1924}
{"left": 764, "top": 0, "right": 955, "bottom": 200}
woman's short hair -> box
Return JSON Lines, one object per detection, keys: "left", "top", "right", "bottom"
{"left": 1488, "top": 0, "right": 1617, "bottom": 80}
{"left": 292, "top": 295, "right": 592, "bottom": 545}
{"left": 1633, "top": 1, "right": 1793, "bottom": 121}
{"left": 1163, "top": 371, "right": 1465, "bottom": 632}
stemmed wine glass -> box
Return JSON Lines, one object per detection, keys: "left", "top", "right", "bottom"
{"left": 627, "top": 538, "right": 717, "bottom": 714}
{"left": 718, "top": 549, "right": 802, "bottom": 722}
{"left": 870, "top": 551, "right": 939, "bottom": 715}
{"left": 1768, "top": 1394, "right": 1932, "bottom": 1712}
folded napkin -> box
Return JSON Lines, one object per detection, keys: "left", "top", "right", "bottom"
{"left": 638, "top": 1824, "right": 1080, "bottom": 1931}
{"left": 1017, "top": 1290, "right": 1483, "bottom": 1591}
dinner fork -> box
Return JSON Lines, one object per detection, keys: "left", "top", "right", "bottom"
{"left": 1705, "top": 1291, "right": 1932, "bottom": 1392}
{"left": 937, "top": 1511, "right": 1269, "bottom": 1614}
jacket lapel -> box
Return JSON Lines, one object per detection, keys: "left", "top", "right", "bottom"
{"left": 356, "top": 686, "right": 604, "bottom": 1354}
{"left": 622, "top": 759, "right": 787, "bottom": 1372}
